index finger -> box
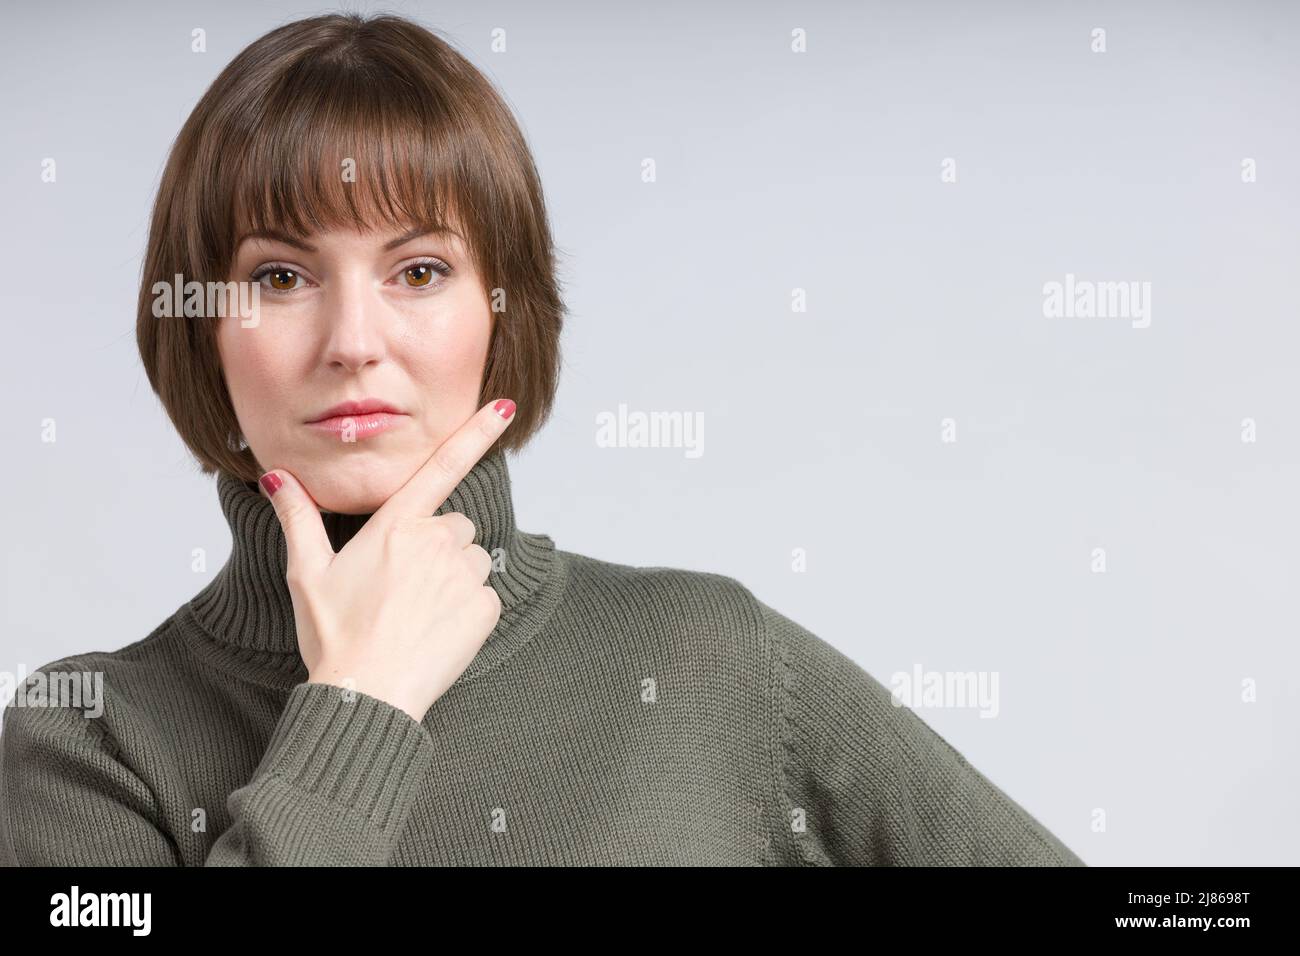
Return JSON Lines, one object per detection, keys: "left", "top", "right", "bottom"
{"left": 374, "top": 397, "right": 517, "bottom": 523}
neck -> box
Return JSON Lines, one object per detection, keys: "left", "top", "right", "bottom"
{"left": 186, "top": 449, "right": 561, "bottom": 681}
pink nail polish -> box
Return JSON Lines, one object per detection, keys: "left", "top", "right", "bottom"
{"left": 259, "top": 472, "right": 283, "bottom": 496}
{"left": 493, "top": 399, "right": 516, "bottom": 420}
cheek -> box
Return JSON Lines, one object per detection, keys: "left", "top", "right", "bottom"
{"left": 217, "top": 323, "right": 299, "bottom": 429}
{"left": 400, "top": 289, "right": 493, "bottom": 388}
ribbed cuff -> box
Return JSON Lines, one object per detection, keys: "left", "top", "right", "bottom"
{"left": 255, "top": 681, "right": 434, "bottom": 836}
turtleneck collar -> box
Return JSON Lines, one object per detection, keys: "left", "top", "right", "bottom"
{"left": 180, "top": 449, "right": 565, "bottom": 689}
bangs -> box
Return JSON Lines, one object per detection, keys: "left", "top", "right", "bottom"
{"left": 214, "top": 50, "right": 473, "bottom": 255}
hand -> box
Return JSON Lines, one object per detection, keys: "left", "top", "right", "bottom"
{"left": 258, "top": 398, "right": 518, "bottom": 722}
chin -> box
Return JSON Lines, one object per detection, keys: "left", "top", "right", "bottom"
{"left": 298, "top": 459, "right": 407, "bottom": 515}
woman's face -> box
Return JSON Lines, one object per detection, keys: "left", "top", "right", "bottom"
{"left": 217, "top": 221, "right": 493, "bottom": 514}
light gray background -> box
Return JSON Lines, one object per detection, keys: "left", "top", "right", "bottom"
{"left": 3, "top": 0, "right": 1297, "bottom": 865}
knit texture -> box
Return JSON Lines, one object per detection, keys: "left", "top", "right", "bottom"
{"left": 0, "top": 450, "right": 1084, "bottom": 866}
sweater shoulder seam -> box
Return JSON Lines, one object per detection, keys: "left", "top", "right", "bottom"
{"left": 1, "top": 682, "right": 176, "bottom": 864}
{"left": 740, "top": 589, "right": 823, "bottom": 867}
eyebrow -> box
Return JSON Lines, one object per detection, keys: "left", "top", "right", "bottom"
{"left": 234, "top": 225, "right": 461, "bottom": 253}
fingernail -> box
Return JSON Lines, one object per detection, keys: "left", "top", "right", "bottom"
{"left": 259, "top": 472, "right": 283, "bottom": 497}
{"left": 493, "top": 399, "right": 516, "bottom": 421}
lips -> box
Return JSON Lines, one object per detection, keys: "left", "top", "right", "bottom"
{"left": 306, "top": 398, "right": 403, "bottom": 424}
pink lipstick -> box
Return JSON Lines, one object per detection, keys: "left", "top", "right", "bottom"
{"left": 305, "top": 398, "right": 408, "bottom": 440}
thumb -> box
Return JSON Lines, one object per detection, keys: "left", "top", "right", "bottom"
{"left": 258, "top": 468, "right": 332, "bottom": 581}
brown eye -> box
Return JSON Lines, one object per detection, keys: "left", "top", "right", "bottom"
{"left": 405, "top": 265, "right": 433, "bottom": 287}
{"left": 268, "top": 269, "right": 298, "bottom": 290}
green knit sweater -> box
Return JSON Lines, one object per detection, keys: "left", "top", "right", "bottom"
{"left": 0, "top": 451, "right": 1084, "bottom": 866}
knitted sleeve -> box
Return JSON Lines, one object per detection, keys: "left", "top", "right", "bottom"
{"left": 756, "top": 597, "right": 1085, "bottom": 866}
{"left": 0, "top": 678, "right": 434, "bottom": 866}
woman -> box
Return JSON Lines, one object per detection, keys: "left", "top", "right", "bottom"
{"left": 0, "top": 13, "right": 1083, "bottom": 866}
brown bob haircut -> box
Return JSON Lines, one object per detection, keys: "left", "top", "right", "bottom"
{"left": 136, "top": 13, "right": 564, "bottom": 483}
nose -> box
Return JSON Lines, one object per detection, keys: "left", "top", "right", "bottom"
{"left": 319, "top": 270, "right": 387, "bottom": 373}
